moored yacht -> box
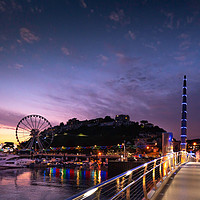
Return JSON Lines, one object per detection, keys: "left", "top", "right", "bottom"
{"left": 0, "top": 153, "right": 34, "bottom": 168}
{"left": 0, "top": 153, "right": 19, "bottom": 164}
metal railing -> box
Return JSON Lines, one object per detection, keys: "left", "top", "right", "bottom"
{"left": 67, "top": 151, "right": 196, "bottom": 200}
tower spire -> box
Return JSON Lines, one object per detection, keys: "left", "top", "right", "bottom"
{"left": 181, "top": 75, "right": 187, "bottom": 151}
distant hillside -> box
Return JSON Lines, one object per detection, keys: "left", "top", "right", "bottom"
{"left": 50, "top": 116, "right": 166, "bottom": 147}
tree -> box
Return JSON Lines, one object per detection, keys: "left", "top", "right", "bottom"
{"left": 60, "top": 122, "right": 64, "bottom": 126}
{"left": 104, "top": 116, "right": 114, "bottom": 122}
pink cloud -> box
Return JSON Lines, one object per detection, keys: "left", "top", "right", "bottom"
{"left": 80, "top": 0, "right": 87, "bottom": 8}
{"left": 61, "top": 47, "right": 70, "bottom": 56}
{"left": 174, "top": 56, "right": 186, "bottom": 61}
{"left": 128, "top": 30, "right": 135, "bottom": 40}
{"left": 109, "top": 9, "right": 124, "bottom": 22}
{"left": 20, "top": 28, "right": 39, "bottom": 43}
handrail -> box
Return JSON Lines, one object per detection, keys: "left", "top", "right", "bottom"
{"left": 67, "top": 151, "right": 196, "bottom": 200}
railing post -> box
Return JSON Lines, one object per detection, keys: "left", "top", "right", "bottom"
{"left": 116, "top": 178, "right": 120, "bottom": 193}
{"left": 96, "top": 187, "right": 102, "bottom": 200}
{"left": 174, "top": 153, "right": 176, "bottom": 168}
{"left": 143, "top": 164, "right": 149, "bottom": 200}
{"left": 169, "top": 155, "right": 172, "bottom": 173}
{"left": 153, "top": 159, "right": 157, "bottom": 190}
{"left": 173, "top": 153, "right": 175, "bottom": 169}
{"left": 126, "top": 173, "right": 132, "bottom": 200}
{"left": 159, "top": 158, "right": 163, "bottom": 182}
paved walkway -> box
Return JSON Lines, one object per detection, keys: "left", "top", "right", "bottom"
{"left": 156, "top": 162, "right": 200, "bottom": 200}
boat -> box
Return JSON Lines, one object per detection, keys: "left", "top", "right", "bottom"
{"left": 0, "top": 153, "right": 19, "bottom": 164}
{"left": 0, "top": 153, "right": 34, "bottom": 168}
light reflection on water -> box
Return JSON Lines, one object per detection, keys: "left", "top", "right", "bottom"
{"left": 0, "top": 168, "right": 108, "bottom": 200}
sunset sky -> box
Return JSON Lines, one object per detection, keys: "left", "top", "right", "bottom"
{"left": 0, "top": 0, "right": 200, "bottom": 143}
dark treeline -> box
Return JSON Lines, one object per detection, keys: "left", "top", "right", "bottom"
{"left": 51, "top": 121, "right": 166, "bottom": 147}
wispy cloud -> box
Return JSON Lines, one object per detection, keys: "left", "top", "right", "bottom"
{"left": 0, "top": 109, "right": 25, "bottom": 128}
{"left": 80, "top": 0, "right": 87, "bottom": 8}
{"left": 11, "top": 1, "right": 22, "bottom": 12}
{"left": 109, "top": 10, "right": 124, "bottom": 22}
{"left": 161, "top": 10, "right": 174, "bottom": 29}
{"left": 109, "top": 9, "right": 130, "bottom": 25}
{"left": 179, "top": 40, "right": 191, "bottom": 50}
{"left": 187, "top": 16, "right": 193, "bottom": 24}
{"left": 178, "top": 33, "right": 189, "bottom": 39}
{"left": 20, "top": 28, "right": 39, "bottom": 43}
{"left": 61, "top": 47, "right": 70, "bottom": 56}
{"left": 0, "top": 125, "right": 15, "bottom": 131}
{"left": 115, "top": 52, "right": 141, "bottom": 67}
{"left": 15, "top": 64, "right": 24, "bottom": 70}
{"left": 174, "top": 56, "right": 186, "bottom": 61}
{"left": 0, "top": 1, "right": 6, "bottom": 12}
{"left": 97, "top": 54, "right": 108, "bottom": 66}
{"left": 128, "top": 30, "right": 135, "bottom": 40}
{"left": 144, "top": 43, "right": 157, "bottom": 51}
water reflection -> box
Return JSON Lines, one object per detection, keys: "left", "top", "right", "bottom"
{"left": 0, "top": 168, "right": 108, "bottom": 200}
{"left": 43, "top": 168, "right": 108, "bottom": 187}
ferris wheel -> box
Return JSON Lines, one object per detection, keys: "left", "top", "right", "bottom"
{"left": 16, "top": 114, "right": 54, "bottom": 150}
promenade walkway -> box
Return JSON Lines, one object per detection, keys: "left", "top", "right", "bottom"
{"left": 155, "top": 162, "right": 200, "bottom": 200}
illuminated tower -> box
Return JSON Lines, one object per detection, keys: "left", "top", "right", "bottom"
{"left": 181, "top": 75, "right": 187, "bottom": 151}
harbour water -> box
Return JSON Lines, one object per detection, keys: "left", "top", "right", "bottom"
{"left": 0, "top": 167, "right": 108, "bottom": 200}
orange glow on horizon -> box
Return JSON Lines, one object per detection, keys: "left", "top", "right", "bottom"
{"left": 0, "top": 124, "right": 17, "bottom": 144}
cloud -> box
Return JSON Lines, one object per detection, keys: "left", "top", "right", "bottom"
{"left": 161, "top": 10, "right": 174, "bottom": 29}
{"left": 20, "top": 28, "right": 39, "bottom": 43}
{"left": 0, "top": 125, "right": 15, "bottom": 131}
{"left": 0, "top": 109, "right": 25, "bottom": 128}
{"left": 61, "top": 47, "right": 70, "bottom": 56}
{"left": 97, "top": 54, "right": 108, "bottom": 66}
{"left": 144, "top": 43, "right": 157, "bottom": 51}
{"left": 178, "top": 33, "right": 189, "bottom": 39}
{"left": 11, "top": 1, "right": 22, "bottom": 11}
{"left": 80, "top": 0, "right": 87, "bottom": 8}
{"left": 115, "top": 53, "right": 141, "bottom": 67}
{"left": 174, "top": 56, "right": 186, "bottom": 61}
{"left": 109, "top": 9, "right": 125, "bottom": 23}
{"left": 187, "top": 16, "right": 193, "bottom": 24}
{"left": 98, "top": 55, "right": 108, "bottom": 61}
{"left": 15, "top": 64, "right": 24, "bottom": 70}
{"left": 0, "top": 1, "right": 6, "bottom": 12}
{"left": 128, "top": 30, "right": 135, "bottom": 40}
{"left": 179, "top": 40, "right": 191, "bottom": 50}
{"left": 0, "top": 47, "right": 3, "bottom": 52}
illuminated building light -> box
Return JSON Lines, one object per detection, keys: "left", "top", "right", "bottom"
{"left": 181, "top": 143, "right": 187, "bottom": 145}
{"left": 144, "top": 163, "right": 147, "bottom": 167}
{"left": 126, "top": 170, "right": 132, "bottom": 176}
{"left": 181, "top": 119, "right": 187, "bottom": 121}
{"left": 181, "top": 127, "right": 187, "bottom": 129}
{"left": 182, "top": 94, "right": 187, "bottom": 97}
{"left": 193, "top": 142, "right": 197, "bottom": 145}
{"left": 182, "top": 103, "right": 187, "bottom": 105}
{"left": 83, "top": 188, "right": 98, "bottom": 198}
{"left": 181, "top": 135, "right": 187, "bottom": 137}
{"left": 183, "top": 86, "right": 187, "bottom": 89}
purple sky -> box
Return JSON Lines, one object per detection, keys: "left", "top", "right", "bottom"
{"left": 0, "top": 0, "right": 200, "bottom": 143}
